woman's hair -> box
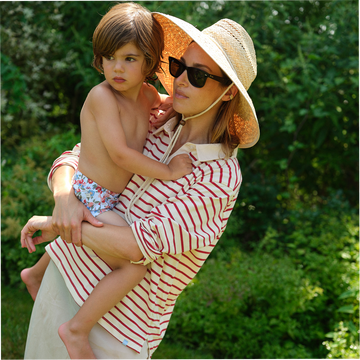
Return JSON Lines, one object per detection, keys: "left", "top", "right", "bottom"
{"left": 92, "top": 2, "right": 164, "bottom": 82}
{"left": 208, "top": 69, "right": 240, "bottom": 158}
{"left": 210, "top": 91, "right": 240, "bottom": 158}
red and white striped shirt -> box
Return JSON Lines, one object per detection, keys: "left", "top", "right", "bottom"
{"left": 46, "top": 117, "right": 242, "bottom": 358}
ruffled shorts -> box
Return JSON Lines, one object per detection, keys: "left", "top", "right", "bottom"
{"left": 72, "top": 170, "right": 120, "bottom": 217}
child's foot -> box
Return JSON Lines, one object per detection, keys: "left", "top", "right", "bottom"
{"left": 58, "top": 321, "right": 96, "bottom": 359}
{"left": 20, "top": 268, "right": 41, "bottom": 301}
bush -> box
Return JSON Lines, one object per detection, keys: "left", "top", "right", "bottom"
{"left": 163, "top": 198, "right": 359, "bottom": 359}
{"left": 1, "top": 128, "right": 80, "bottom": 285}
{"left": 165, "top": 250, "right": 316, "bottom": 358}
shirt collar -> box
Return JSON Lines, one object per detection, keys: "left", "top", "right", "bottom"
{"left": 156, "top": 117, "right": 238, "bottom": 162}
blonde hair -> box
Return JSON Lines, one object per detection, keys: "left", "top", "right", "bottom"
{"left": 92, "top": 2, "right": 164, "bottom": 82}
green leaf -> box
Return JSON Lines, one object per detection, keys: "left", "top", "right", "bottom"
{"left": 336, "top": 305, "right": 354, "bottom": 314}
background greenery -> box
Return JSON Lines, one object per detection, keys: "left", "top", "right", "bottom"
{"left": 1, "top": 0, "right": 358, "bottom": 359}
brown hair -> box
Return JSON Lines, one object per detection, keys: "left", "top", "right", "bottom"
{"left": 210, "top": 91, "right": 240, "bottom": 158}
{"left": 208, "top": 69, "right": 240, "bottom": 158}
{"left": 92, "top": 2, "right": 164, "bottom": 82}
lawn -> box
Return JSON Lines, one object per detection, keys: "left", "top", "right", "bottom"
{"left": 1, "top": 285, "right": 208, "bottom": 359}
{"left": 1, "top": 285, "right": 33, "bottom": 359}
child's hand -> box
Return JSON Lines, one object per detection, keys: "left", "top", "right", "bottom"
{"left": 167, "top": 154, "right": 193, "bottom": 180}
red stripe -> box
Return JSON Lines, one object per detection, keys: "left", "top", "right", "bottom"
{"left": 48, "top": 242, "right": 86, "bottom": 301}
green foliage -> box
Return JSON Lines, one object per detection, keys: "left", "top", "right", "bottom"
{"left": 165, "top": 250, "right": 316, "bottom": 358}
{"left": 1, "top": 1, "right": 77, "bottom": 147}
{"left": 1, "top": 127, "right": 80, "bottom": 285}
{"left": 243, "top": 0, "right": 359, "bottom": 201}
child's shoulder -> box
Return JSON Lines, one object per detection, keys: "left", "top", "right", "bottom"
{"left": 88, "top": 81, "right": 116, "bottom": 105}
{"left": 90, "top": 81, "right": 114, "bottom": 97}
{"left": 142, "top": 82, "right": 160, "bottom": 106}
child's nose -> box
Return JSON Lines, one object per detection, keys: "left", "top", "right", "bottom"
{"left": 114, "top": 61, "right": 124, "bottom": 72}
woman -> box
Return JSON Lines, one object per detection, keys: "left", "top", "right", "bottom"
{"left": 21, "top": 12, "right": 259, "bottom": 359}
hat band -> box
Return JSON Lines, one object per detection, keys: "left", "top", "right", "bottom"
{"left": 182, "top": 82, "right": 234, "bottom": 122}
{"left": 161, "top": 82, "right": 233, "bottom": 163}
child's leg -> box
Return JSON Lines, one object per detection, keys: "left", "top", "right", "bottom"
{"left": 92, "top": 210, "right": 132, "bottom": 270}
{"left": 58, "top": 210, "right": 147, "bottom": 359}
{"left": 21, "top": 252, "right": 51, "bottom": 300}
{"left": 59, "top": 262, "right": 147, "bottom": 358}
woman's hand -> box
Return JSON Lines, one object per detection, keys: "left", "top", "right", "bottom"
{"left": 52, "top": 188, "right": 103, "bottom": 246}
{"left": 20, "top": 216, "right": 58, "bottom": 253}
{"left": 50, "top": 166, "right": 103, "bottom": 246}
{"left": 151, "top": 96, "right": 176, "bottom": 128}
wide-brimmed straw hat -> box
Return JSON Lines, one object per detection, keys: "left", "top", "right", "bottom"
{"left": 153, "top": 13, "right": 260, "bottom": 149}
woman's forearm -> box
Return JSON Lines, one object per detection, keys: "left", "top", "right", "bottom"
{"left": 51, "top": 165, "right": 75, "bottom": 196}
{"left": 81, "top": 222, "right": 143, "bottom": 262}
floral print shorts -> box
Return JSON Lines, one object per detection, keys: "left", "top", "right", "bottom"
{"left": 72, "top": 170, "right": 120, "bottom": 217}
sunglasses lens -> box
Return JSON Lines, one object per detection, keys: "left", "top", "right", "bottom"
{"left": 188, "top": 68, "right": 206, "bottom": 88}
{"left": 169, "top": 57, "right": 207, "bottom": 88}
{"left": 169, "top": 58, "right": 184, "bottom": 78}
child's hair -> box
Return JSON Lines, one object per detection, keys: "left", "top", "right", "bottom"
{"left": 92, "top": 2, "right": 164, "bottom": 82}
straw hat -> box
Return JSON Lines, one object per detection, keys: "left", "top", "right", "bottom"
{"left": 153, "top": 13, "right": 260, "bottom": 148}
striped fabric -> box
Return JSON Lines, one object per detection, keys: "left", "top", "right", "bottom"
{"left": 46, "top": 117, "right": 242, "bottom": 358}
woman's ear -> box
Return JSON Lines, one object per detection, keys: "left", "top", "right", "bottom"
{"left": 222, "top": 85, "right": 238, "bottom": 101}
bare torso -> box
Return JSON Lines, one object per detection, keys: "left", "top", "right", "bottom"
{"left": 77, "top": 81, "right": 158, "bottom": 193}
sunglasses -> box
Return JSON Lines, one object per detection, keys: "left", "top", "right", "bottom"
{"left": 169, "top": 57, "right": 231, "bottom": 88}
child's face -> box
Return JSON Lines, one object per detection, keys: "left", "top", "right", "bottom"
{"left": 102, "top": 43, "right": 146, "bottom": 94}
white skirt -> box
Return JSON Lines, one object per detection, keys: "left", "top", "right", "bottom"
{"left": 24, "top": 260, "right": 148, "bottom": 359}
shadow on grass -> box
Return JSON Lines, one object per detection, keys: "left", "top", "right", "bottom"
{"left": 1, "top": 285, "right": 33, "bottom": 359}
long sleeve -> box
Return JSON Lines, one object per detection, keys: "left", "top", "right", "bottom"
{"left": 130, "top": 156, "right": 241, "bottom": 265}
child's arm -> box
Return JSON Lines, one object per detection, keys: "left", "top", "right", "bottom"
{"left": 88, "top": 85, "right": 192, "bottom": 180}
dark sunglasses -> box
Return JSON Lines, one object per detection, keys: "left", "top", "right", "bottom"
{"left": 169, "top": 56, "right": 231, "bottom": 88}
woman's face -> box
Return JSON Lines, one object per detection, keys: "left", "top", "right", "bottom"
{"left": 172, "top": 42, "right": 227, "bottom": 117}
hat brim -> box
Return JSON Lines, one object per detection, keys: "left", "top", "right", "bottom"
{"left": 153, "top": 13, "right": 260, "bottom": 149}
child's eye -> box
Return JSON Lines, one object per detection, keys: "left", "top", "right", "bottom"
{"left": 126, "top": 57, "right": 136, "bottom": 62}
{"left": 104, "top": 55, "right": 114, "bottom": 61}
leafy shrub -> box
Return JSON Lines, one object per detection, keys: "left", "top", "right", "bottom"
{"left": 165, "top": 250, "right": 316, "bottom": 358}
{"left": 1, "top": 128, "right": 80, "bottom": 285}
{"left": 163, "top": 198, "right": 358, "bottom": 359}
{"left": 1, "top": 1, "right": 79, "bottom": 147}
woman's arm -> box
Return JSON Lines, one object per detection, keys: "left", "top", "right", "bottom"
{"left": 20, "top": 215, "right": 143, "bottom": 262}
{"left": 50, "top": 164, "right": 103, "bottom": 245}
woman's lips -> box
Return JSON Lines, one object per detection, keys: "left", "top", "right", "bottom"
{"left": 174, "top": 89, "right": 188, "bottom": 99}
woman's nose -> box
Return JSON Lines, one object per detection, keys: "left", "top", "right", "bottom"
{"left": 175, "top": 69, "right": 189, "bottom": 87}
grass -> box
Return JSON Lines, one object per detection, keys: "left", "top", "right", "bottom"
{"left": 1, "top": 284, "right": 210, "bottom": 359}
{"left": 1, "top": 285, "right": 33, "bottom": 359}
{"left": 153, "top": 340, "right": 213, "bottom": 359}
